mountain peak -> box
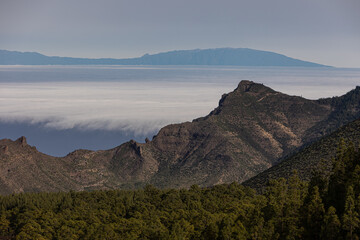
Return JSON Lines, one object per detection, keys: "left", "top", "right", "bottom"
{"left": 206, "top": 81, "right": 277, "bottom": 117}
{"left": 16, "top": 136, "right": 27, "bottom": 147}
{"left": 234, "top": 80, "right": 275, "bottom": 95}
{"left": 236, "top": 80, "right": 254, "bottom": 91}
{"left": 235, "top": 80, "right": 267, "bottom": 92}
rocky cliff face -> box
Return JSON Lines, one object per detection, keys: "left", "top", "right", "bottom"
{"left": 1, "top": 81, "right": 359, "bottom": 194}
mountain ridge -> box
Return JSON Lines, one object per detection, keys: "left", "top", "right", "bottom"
{"left": 1, "top": 81, "right": 359, "bottom": 194}
{"left": 0, "top": 48, "right": 329, "bottom": 66}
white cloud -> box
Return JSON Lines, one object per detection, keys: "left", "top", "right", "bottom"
{"left": 0, "top": 81, "right": 232, "bottom": 135}
{"left": 1, "top": 66, "right": 359, "bottom": 136}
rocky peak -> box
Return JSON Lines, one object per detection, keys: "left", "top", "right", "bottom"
{"left": 235, "top": 80, "right": 274, "bottom": 94}
{"left": 129, "top": 139, "right": 142, "bottom": 155}
{"left": 351, "top": 86, "right": 360, "bottom": 98}
{"left": 207, "top": 80, "right": 276, "bottom": 117}
{"left": 16, "top": 136, "right": 27, "bottom": 147}
{"left": 236, "top": 80, "right": 255, "bottom": 92}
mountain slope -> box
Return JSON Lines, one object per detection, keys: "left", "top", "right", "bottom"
{"left": 142, "top": 82, "right": 360, "bottom": 187}
{"left": 243, "top": 118, "right": 360, "bottom": 190}
{"left": 0, "top": 48, "right": 328, "bottom": 66}
{"left": 0, "top": 81, "right": 359, "bottom": 194}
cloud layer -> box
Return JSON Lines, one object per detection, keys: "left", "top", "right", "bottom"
{"left": 0, "top": 81, "right": 232, "bottom": 135}
{"left": 1, "top": 66, "right": 359, "bottom": 136}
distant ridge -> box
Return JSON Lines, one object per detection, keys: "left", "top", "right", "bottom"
{"left": 0, "top": 48, "right": 329, "bottom": 67}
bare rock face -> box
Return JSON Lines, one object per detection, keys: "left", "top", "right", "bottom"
{"left": 16, "top": 136, "right": 27, "bottom": 147}
{"left": 0, "top": 81, "right": 360, "bottom": 194}
{"left": 1, "top": 146, "right": 9, "bottom": 154}
{"left": 235, "top": 80, "right": 265, "bottom": 92}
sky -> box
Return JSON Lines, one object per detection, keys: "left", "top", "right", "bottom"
{"left": 0, "top": 0, "right": 359, "bottom": 68}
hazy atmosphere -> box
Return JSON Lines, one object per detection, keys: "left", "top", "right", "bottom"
{"left": 1, "top": 0, "right": 360, "bottom": 156}
{"left": 2, "top": 2, "right": 360, "bottom": 237}
{"left": 1, "top": 0, "right": 359, "bottom": 68}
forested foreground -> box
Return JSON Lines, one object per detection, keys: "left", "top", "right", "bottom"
{"left": 0, "top": 141, "right": 359, "bottom": 239}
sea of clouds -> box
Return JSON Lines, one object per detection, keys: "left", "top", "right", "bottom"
{"left": 0, "top": 81, "right": 233, "bottom": 135}
{"left": 1, "top": 65, "right": 359, "bottom": 137}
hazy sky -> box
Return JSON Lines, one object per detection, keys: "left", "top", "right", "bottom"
{"left": 0, "top": 0, "right": 359, "bottom": 67}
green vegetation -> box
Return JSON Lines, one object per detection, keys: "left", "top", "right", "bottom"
{"left": 0, "top": 141, "right": 359, "bottom": 239}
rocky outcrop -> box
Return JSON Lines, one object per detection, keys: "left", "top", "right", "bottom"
{"left": 16, "top": 136, "right": 27, "bottom": 147}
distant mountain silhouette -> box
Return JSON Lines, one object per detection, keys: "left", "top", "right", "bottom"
{"left": 0, "top": 48, "right": 329, "bottom": 66}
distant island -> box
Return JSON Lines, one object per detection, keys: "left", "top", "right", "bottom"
{"left": 0, "top": 48, "right": 329, "bottom": 67}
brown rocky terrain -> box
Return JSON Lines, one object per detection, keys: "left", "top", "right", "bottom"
{"left": 243, "top": 118, "right": 360, "bottom": 191}
{"left": 1, "top": 81, "right": 359, "bottom": 194}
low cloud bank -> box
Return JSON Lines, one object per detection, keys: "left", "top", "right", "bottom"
{"left": 1, "top": 72, "right": 358, "bottom": 136}
{"left": 0, "top": 82, "right": 232, "bottom": 135}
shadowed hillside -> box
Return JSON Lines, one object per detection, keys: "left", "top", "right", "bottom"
{"left": 243, "top": 118, "right": 360, "bottom": 191}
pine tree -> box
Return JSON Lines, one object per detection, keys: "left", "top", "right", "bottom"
{"left": 264, "top": 178, "right": 287, "bottom": 235}
{"left": 321, "top": 206, "right": 341, "bottom": 240}
{"left": 342, "top": 186, "right": 359, "bottom": 240}
{"left": 327, "top": 141, "right": 351, "bottom": 215}
{"left": 351, "top": 165, "right": 360, "bottom": 195}
{"left": 0, "top": 214, "right": 10, "bottom": 237}
{"left": 284, "top": 172, "right": 304, "bottom": 239}
{"left": 303, "top": 186, "right": 325, "bottom": 240}
{"left": 309, "top": 159, "right": 330, "bottom": 199}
